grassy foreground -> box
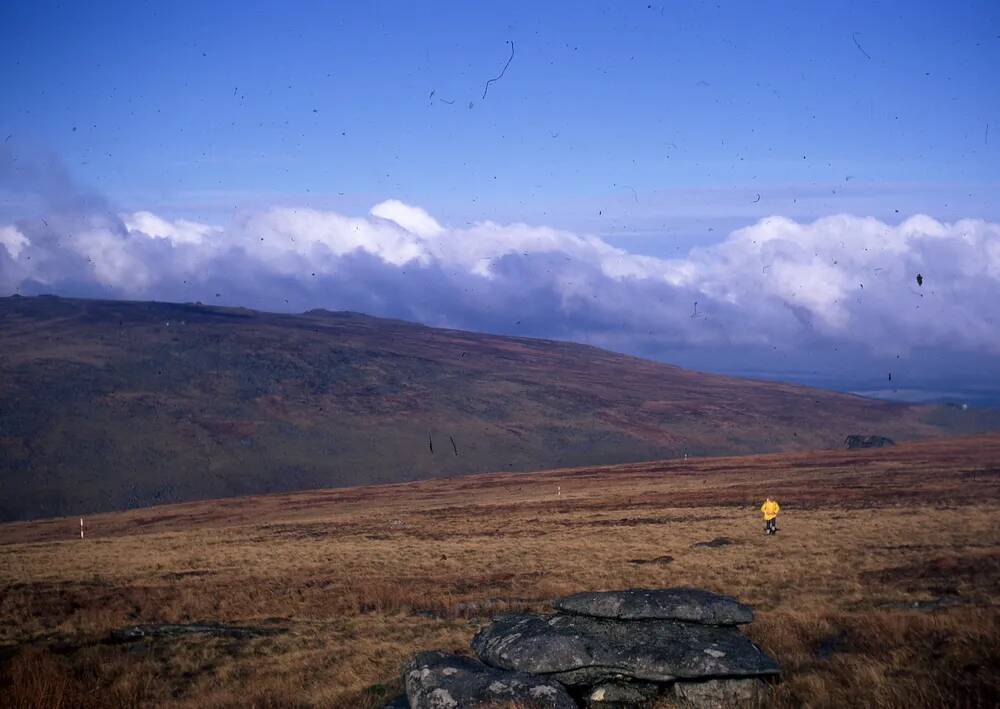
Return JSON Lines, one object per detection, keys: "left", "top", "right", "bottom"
{"left": 2, "top": 434, "right": 999, "bottom": 708}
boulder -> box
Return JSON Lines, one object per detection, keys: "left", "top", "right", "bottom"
{"left": 844, "top": 434, "right": 895, "bottom": 449}
{"left": 403, "top": 650, "right": 576, "bottom": 708}
{"left": 554, "top": 588, "right": 753, "bottom": 626}
{"left": 672, "top": 678, "right": 769, "bottom": 708}
{"left": 472, "top": 613, "right": 779, "bottom": 687}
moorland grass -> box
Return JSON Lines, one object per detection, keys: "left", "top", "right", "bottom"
{"left": 1, "top": 434, "right": 999, "bottom": 707}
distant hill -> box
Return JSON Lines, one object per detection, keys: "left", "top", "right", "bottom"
{"left": 2, "top": 295, "right": 997, "bottom": 521}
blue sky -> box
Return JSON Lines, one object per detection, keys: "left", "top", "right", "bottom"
{"left": 2, "top": 1, "right": 1000, "bottom": 402}
{"left": 4, "top": 1, "right": 998, "bottom": 238}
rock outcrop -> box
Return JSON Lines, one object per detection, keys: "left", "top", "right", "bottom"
{"left": 392, "top": 588, "right": 779, "bottom": 708}
{"left": 844, "top": 434, "right": 895, "bottom": 449}
{"left": 396, "top": 651, "right": 576, "bottom": 708}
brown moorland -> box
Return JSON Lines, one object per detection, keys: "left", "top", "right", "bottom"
{"left": 1, "top": 434, "right": 999, "bottom": 708}
{"left": 4, "top": 294, "right": 998, "bottom": 522}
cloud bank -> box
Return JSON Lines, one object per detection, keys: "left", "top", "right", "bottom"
{"left": 3, "top": 198, "right": 1000, "bottom": 362}
{"left": 2, "top": 147, "right": 999, "bottom": 388}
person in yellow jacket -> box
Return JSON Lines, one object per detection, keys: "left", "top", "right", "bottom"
{"left": 761, "top": 497, "right": 780, "bottom": 535}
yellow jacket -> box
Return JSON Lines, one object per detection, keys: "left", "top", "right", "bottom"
{"left": 761, "top": 499, "right": 780, "bottom": 520}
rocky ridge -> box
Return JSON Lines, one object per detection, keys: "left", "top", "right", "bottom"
{"left": 386, "top": 587, "right": 779, "bottom": 708}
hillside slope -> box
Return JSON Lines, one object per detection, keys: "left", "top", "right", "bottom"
{"left": 2, "top": 435, "right": 999, "bottom": 707}
{"left": 1, "top": 295, "right": 995, "bottom": 520}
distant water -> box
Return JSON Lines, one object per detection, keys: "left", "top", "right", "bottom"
{"left": 850, "top": 388, "right": 975, "bottom": 404}
{"left": 718, "top": 369, "right": 1000, "bottom": 409}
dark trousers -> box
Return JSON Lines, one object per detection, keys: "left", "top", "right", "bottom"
{"left": 765, "top": 518, "right": 777, "bottom": 534}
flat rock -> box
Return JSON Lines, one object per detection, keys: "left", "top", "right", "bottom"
{"left": 472, "top": 614, "right": 779, "bottom": 687}
{"left": 672, "top": 678, "right": 769, "bottom": 708}
{"left": 554, "top": 588, "right": 752, "bottom": 625}
{"left": 403, "top": 650, "right": 576, "bottom": 708}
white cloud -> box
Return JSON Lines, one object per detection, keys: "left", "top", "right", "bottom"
{"left": 122, "top": 211, "right": 221, "bottom": 245}
{"left": 5, "top": 203, "right": 1000, "bottom": 358}
{"left": 0, "top": 225, "right": 28, "bottom": 259}
{"left": 72, "top": 227, "right": 153, "bottom": 291}
{"left": 242, "top": 206, "right": 432, "bottom": 268}
{"left": 369, "top": 199, "right": 443, "bottom": 237}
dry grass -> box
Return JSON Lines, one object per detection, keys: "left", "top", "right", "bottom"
{"left": 2, "top": 434, "right": 999, "bottom": 708}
